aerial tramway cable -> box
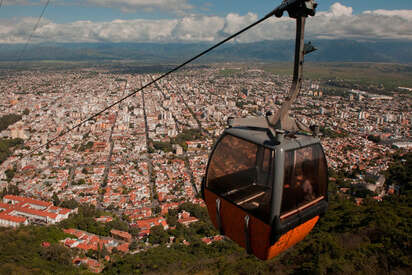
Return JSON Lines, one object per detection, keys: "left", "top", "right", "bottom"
{"left": 17, "top": 0, "right": 50, "bottom": 64}
{"left": 21, "top": 4, "right": 285, "bottom": 159}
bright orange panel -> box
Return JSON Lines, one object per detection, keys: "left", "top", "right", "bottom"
{"left": 267, "top": 216, "right": 319, "bottom": 259}
{"left": 205, "top": 189, "right": 319, "bottom": 261}
{"left": 204, "top": 189, "right": 272, "bottom": 260}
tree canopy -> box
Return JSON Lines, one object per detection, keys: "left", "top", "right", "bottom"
{"left": 0, "top": 114, "right": 22, "bottom": 132}
{"left": 0, "top": 138, "right": 23, "bottom": 165}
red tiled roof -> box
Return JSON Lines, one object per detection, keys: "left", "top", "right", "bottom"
{"left": 59, "top": 208, "right": 72, "bottom": 215}
{"left": 110, "top": 229, "right": 132, "bottom": 240}
{"left": 90, "top": 236, "right": 100, "bottom": 243}
{"left": 213, "top": 235, "right": 224, "bottom": 241}
{"left": 64, "top": 239, "right": 77, "bottom": 247}
{"left": 178, "top": 216, "right": 198, "bottom": 225}
{"left": 201, "top": 237, "right": 212, "bottom": 244}
{"left": 76, "top": 242, "right": 91, "bottom": 250}
{"left": 80, "top": 234, "right": 89, "bottom": 240}
{"left": 0, "top": 202, "right": 10, "bottom": 209}
{"left": 134, "top": 217, "right": 166, "bottom": 230}
{"left": 73, "top": 257, "right": 103, "bottom": 272}
{"left": 3, "top": 195, "right": 52, "bottom": 208}
{"left": 0, "top": 212, "right": 26, "bottom": 223}
{"left": 95, "top": 216, "right": 113, "bottom": 223}
{"left": 13, "top": 206, "right": 58, "bottom": 219}
{"left": 63, "top": 228, "right": 78, "bottom": 236}
{"left": 116, "top": 243, "right": 129, "bottom": 253}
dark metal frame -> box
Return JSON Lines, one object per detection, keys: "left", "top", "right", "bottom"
{"left": 203, "top": 130, "right": 329, "bottom": 229}
{"left": 202, "top": 0, "right": 326, "bottom": 249}
{"left": 201, "top": 133, "right": 329, "bottom": 212}
{"left": 268, "top": 16, "right": 306, "bottom": 130}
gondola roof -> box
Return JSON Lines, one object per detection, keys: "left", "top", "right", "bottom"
{"left": 225, "top": 125, "right": 320, "bottom": 151}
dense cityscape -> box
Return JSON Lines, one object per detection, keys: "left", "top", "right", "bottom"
{"left": 0, "top": 0, "right": 411, "bottom": 273}
{"left": 0, "top": 64, "right": 411, "bottom": 273}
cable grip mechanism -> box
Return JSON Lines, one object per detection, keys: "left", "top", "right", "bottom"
{"left": 274, "top": 0, "right": 317, "bottom": 18}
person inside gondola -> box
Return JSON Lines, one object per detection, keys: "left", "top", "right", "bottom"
{"left": 281, "top": 147, "right": 317, "bottom": 216}
{"left": 299, "top": 159, "right": 315, "bottom": 203}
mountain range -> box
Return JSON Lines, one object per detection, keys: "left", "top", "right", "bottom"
{"left": 1, "top": 39, "right": 411, "bottom": 63}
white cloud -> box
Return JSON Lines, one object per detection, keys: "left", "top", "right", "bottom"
{"left": 223, "top": 13, "right": 258, "bottom": 34}
{"left": 318, "top": 2, "right": 353, "bottom": 17}
{"left": 1, "top": 2, "right": 411, "bottom": 43}
{"left": 0, "top": 17, "right": 52, "bottom": 43}
{"left": 172, "top": 16, "right": 225, "bottom": 41}
{"left": 306, "top": 3, "right": 412, "bottom": 40}
{"left": 363, "top": 9, "right": 412, "bottom": 21}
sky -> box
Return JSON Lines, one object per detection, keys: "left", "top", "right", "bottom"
{"left": 0, "top": 0, "right": 411, "bottom": 43}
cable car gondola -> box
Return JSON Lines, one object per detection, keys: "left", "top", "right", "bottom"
{"left": 202, "top": 0, "right": 328, "bottom": 260}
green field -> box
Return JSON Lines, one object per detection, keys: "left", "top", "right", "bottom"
{"left": 261, "top": 62, "right": 412, "bottom": 91}
{"left": 2, "top": 61, "right": 412, "bottom": 93}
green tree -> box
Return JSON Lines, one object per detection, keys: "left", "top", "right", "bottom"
{"left": 60, "top": 199, "right": 79, "bottom": 209}
{"left": 0, "top": 138, "right": 23, "bottom": 164}
{"left": 385, "top": 152, "right": 412, "bottom": 194}
{"left": 153, "top": 206, "right": 161, "bottom": 215}
{"left": 72, "top": 178, "right": 86, "bottom": 186}
{"left": 149, "top": 225, "right": 169, "bottom": 245}
{"left": 0, "top": 114, "right": 22, "bottom": 132}
{"left": 5, "top": 168, "right": 15, "bottom": 182}
{"left": 52, "top": 192, "right": 60, "bottom": 206}
{"left": 40, "top": 243, "right": 73, "bottom": 265}
{"left": 97, "top": 243, "right": 110, "bottom": 260}
{"left": 178, "top": 202, "right": 209, "bottom": 221}
{"left": 129, "top": 240, "right": 139, "bottom": 251}
{"left": 166, "top": 215, "right": 178, "bottom": 227}
{"left": 2, "top": 184, "right": 20, "bottom": 196}
{"left": 129, "top": 227, "right": 140, "bottom": 238}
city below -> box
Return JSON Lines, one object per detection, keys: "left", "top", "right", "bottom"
{"left": 0, "top": 62, "right": 411, "bottom": 273}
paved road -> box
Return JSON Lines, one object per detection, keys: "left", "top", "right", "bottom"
{"left": 184, "top": 154, "right": 199, "bottom": 196}
{"left": 140, "top": 78, "right": 158, "bottom": 209}
{"left": 170, "top": 77, "right": 210, "bottom": 138}
{"left": 150, "top": 76, "right": 188, "bottom": 133}
{"left": 151, "top": 76, "right": 206, "bottom": 197}
{"left": 100, "top": 80, "right": 128, "bottom": 207}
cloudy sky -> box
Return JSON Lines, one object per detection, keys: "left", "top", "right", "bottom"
{"left": 0, "top": 0, "right": 411, "bottom": 43}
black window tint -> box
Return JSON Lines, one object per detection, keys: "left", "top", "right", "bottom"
{"left": 206, "top": 135, "right": 273, "bottom": 223}
{"left": 281, "top": 144, "right": 328, "bottom": 216}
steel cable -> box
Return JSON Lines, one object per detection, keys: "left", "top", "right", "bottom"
{"left": 21, "top": 6, "right": 280, "bottom": 159}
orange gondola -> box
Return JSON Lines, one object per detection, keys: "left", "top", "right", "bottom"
{"left": 202, "top": 0, "right": 328, "bottom": 260}
{"left": 203, "top": 127, "right": 328, "bottom": 260}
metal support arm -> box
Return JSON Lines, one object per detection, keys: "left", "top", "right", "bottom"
{"left": 267, "top": 16, "right": 306, "bottom": 131}
{"left": 265, "top": 0, "right": 318, "bottom": 132}
{"left": 229, "top": 1, "right": 317, "bottom": 133}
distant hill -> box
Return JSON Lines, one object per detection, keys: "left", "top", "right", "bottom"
{"left": 0, "top": 39, "right": 411, "bottom": 63}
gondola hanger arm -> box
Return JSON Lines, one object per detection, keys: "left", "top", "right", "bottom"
{"left": 267, "top": 0, "right": 318, "bottom": 132}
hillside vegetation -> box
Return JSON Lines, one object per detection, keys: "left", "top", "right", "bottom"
{"left": 0, "top": 153, "right": 410, "bottom": 274}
